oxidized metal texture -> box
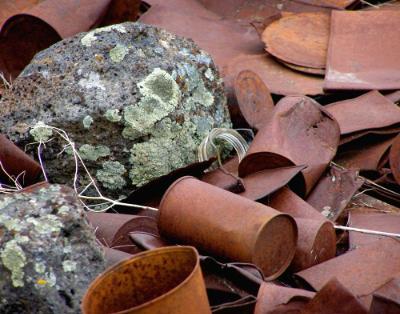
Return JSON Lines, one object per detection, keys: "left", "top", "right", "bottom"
{"left": 225, "top": 54, "right": 324, "bottom": 96}
{"left": 385, "top": 90, "right": 400, "bottom": 103}
{"left": 389, "top": 134, "right": 400, "bottom": 185}
{"left": 348, "top": 210, "right": 400, "bottom": 249}
{"left": 325, "top": 91, "right": 400, "bottom": 136}
{"left": 234, "top": 70, "right": 274, "bottom": 130}
{"left": 268, "top": 187, "right": 336, "bottom": 271}
{"left": 295, "top": 238, "right": 400, "bottom": 308}
{"left": 339, "top": 126, "right": 400, "bottom": 146}
{"left": 0, "top": 134, "right": 41, "bottom": 185}
{"left": 370, "top": 277, "right": 400, "bottom": 314}
{"left": 294, "top": 0, "right": 358, "bottom": 9}
{"left": 103, "top": 246, "right": 133, "bottom": 267}
{"left": 307, "top": 166, "right": 364, "bottom": 221}
{"left": 324, "top": 11, "right": 400, "bottom": 91}
{"left": 82, "top": 246, "right": 211, "bottom": 314}
{"left": 261, "top": 12, "right": 330, "bottom": 70}
{"left": 301, "top": 278, "right": 368, "bottom": 314}
{"left": 158, "top": 177, "right": 298, "bottom": 280}
{"left": 238, "top": 95, "right": 340, "bottom": 196}
{"left": 86, "top": 212, "right": 158, "bottom": 254}
{"left": 254, "top": 282, "right": 315, "bottom": 314}
{"left": 129, "top": 232, "right": 169, "bottom": 251}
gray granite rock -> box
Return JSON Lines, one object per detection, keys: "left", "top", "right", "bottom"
{"left": 0, "top": 22, "right": 231, "bottom": 198}
{"left": 0, "top": 184, "right": 105, "bottom": 313}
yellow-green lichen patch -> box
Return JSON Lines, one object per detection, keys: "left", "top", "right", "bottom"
{"left": 96, "top": 161, "right": 126, "bottom": 190}
{"left": 79, "top": 144, "right": 111, "bottom": 161}
{"left": 104, "top": 109, "right": 122, "bottom": 122}
{"left": 0, "top": 214, "right": 22, "bottom": 232}
{"left": 83, "top": 115, "right": 93, "bottom": 129}
{"left": 109, "top": 44, "right": 129, "bottom": 63}
{"left": 35, "top": 262, "right": 46, "bottom": 274}
{"left": 62, "top": 260, "right": 77, "bottom": 272}
{"left": 30, "top": 122, "right": 53, "bottom": 142}
{"left": 1, "top": 240, "right": 27, "bottom": 287}
{"left": 26, "top": 215, "right": 63, "bottom": 235}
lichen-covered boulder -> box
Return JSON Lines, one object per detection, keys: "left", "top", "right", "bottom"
{"left": 0, "top": 184, "right": 106, "bottom": 313}
{"left": 0, "top": 22, "right": 231, "bottom": 198}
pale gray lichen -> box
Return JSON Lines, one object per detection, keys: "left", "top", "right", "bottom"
{"left": 35, "top": 262, "right": 46, "bottom": 274}
{"left": 81, "top": 24, "right": 127, "bottom": 47}
{"left": 109, "top": 44, "right": 129, "bottom": 63}
{"left": 62, "top": 260, "right": 77, "bottom": 272}
{"left": 104, "top": 109, "right": 122, "bottom": 122}
{"left": 26, "top": 215, "right": 63, "bottom": 235}
{"left": 30, "top": 122, "right": 53, "bottom": 142}
{"left": 96, "top": 161, "right": 126, "bottom": 190}
{"left": 78, "top": 72, "right": 106, "bottom": 91}
{"left": 83, "top": 115, "right": 93, "bottom": 129}
{"left": 78, "top": 144, "right": 110, "bottom": 161}
{"left": 1, "top": 240, "right": 26, "bottom": 287}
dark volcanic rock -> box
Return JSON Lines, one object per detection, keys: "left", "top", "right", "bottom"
{"left": 0, "top": 184, "right": 106, "bottom": 313}
{"left": 0, "top": 22, "right": 231, "bottom": 198}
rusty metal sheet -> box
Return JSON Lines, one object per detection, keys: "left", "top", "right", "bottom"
{"left": 86, "top": 212, "right": 158, "bottom": 254}
{"left": 267, "top": 187, "right": 336, "bottom": 271}
{"left": 254, "top": 282, "right": 315, "bottom": 314}
{"left": 262, "top": 12, "right": 330, "bottom": 70}
{"left": 234, "top": 70, "right": 274, "bottom": 130}
{"left": 99, "top": 0, "right": 141, "bottom": 27}
{"left": 0, "top": 0, "right": 40, "bottom": 25}
{"left": 348, "top": 210, "right": 400, "bottom": 249}
{"left": 324, "top": 11, "right": 400, "bottom": 91}
{"left": 325, "top": 91, "right": 400, "bottom": 136}
{"left": 103, "top": 246, "right": 133, "bottom": 267}
{"left": 0, "top": 134, "right": 41, "bottom": 186}
{"left": 82, "top": 246, "right": 211, "bottom": 314}
{"left": 239, "top": 95, "right": 340, "bottom": 196}
{"left": 370, "top": 277, "right": 400, "bottom": 314}
{"left": 335, "top": 134, "right": 396, "bottom": 171}
{"left": 348, "top": 193, "right": 400, "bottom": 215}
{"left": 295, "top": 238, "right": 400, "bottom": 308}
{"left": 389, "top": 134, "right": 400, "bottom": 185}
{"left": 385, "top": 90, "right": 400, "bottom": 104}
{"left": 301, "top": 278, "right": 368, "bottom": 314}
{"left": 294, "top": 0, "right": 358, "bottom": 9}
{"left": 339, "top": 125, "right": 400, "bottom": 145}
{"left": 159, "top": 177, "right": 298, "bottom": 280}
{"left": 307, "top": 165, "right": 364, "bottom": 221}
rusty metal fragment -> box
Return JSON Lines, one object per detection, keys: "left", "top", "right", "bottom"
{"left": 239, "top": 95, "right": 340, "bottom": 196}
{"left": 325, "top": 91, "right": 400, "bottom": 136}
{"left": 389, "top": 134, "right": 400, "bottom": 185}
{"left": 339, "top": 125, "right": 400, "bottom": 146}
{"left": 159, "top": 177, "right": 298, "bottom": 280}
{"left": 324, "top": 11, "right": 400, "bottom": 91}
{"left": 307, "top": 165, "right": 364, "bottom": 221}
{"left": 82, "top": 246, "right": 211, "bottom": 314}
{"left": 294, "top": 0, "right": 358, "bottom": 9}
{"left": 0, "top": 0, "right": 40, "bottom": 25}
{"left": 262, "top": 12, "right": 330, "bottom": 70}
{"left": 370, "top": 277, "right": 400, "bottom": 314}
{"left": 234, "top": 70, "right": 274, "bottom": 130}
{"left": 86, "top": 212, "right": 158, "bottom": 254}
{"left": 295, "top": 238, "right": 400, "bottom": 308}
{"left": 254, "top": 282, "right": 315, "bottom": 314}
{"left": 0, "top": 134, "right": 41, "bottom": 185}
{"left": 103, "top": 246, "right": 133, "bottom": 267}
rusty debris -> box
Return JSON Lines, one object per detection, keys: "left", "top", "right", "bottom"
{"left": 370, "top": 277, "right": 400, "bottom": 314}
{"left": 389, "top": 133, "right": 400, "bottom": 185}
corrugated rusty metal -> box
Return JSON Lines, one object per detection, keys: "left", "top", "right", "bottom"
{"left": 82, "top": 246, "right": 211, "bottom": 314}
{"left": 324, "top": 11, "right": 400, "bottom": 91}
{"left": 0, "top": 134, "right": 41, "bottom": 186}
{"left": 234, "top": 70, "right": 274, "bottom": 130}
{"left": 158, "top": 177, "right": 298, "bottom": 280}
{"left": 295, "top": 238, "right": 400, "bottom": 308}
{"left": 262, "top": 12, "right": 330, "bottom": 70}
{"left": 238, "top": 95, "right": 340, "bottom": 196}
{"left": 86, "top": 212, "right": 158, "bottom": 254}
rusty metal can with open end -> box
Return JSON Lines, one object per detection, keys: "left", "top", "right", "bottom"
{"left": 82, "top": 246, "right": 210, "bottom": 314}
{"left": 158, "top": 176, "right": 298, "bottom": 280}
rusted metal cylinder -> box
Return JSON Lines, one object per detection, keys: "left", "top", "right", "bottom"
{"left": 82, "top": 246, "right": 211, "bottom": 314}
{"left": 158, "top": 176, "right": 298, "bottom": 280}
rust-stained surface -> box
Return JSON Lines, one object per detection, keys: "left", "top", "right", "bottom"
{"left": 103, "top": 246, "right": 133, "bottom": 267}
{"left": 307, "top": 166, "right": 364, "bottom": 221}
{"left": 158, "top": 177, "right": 298, "bottom": 280}
{"left": 82, "top": 246, "right": 211, "bottom": 314}
{"left": 348, "top": 210, "right": 400, "bottom": 249}
{"left": 0, "top": 0, "right": 41, "bottom": 25}
{"left": 0, "top": 134, "right": 41, "bottom": 185}
{"left": 295, "top": 238, "right": 400, "bottom": 308}
{"left": 234, "top": 70, "right": 274, "bottom": 130}
{"left": 254, "top": 282, "right": 315, "bottom": 314}
{"left": 370, "top": 277, "right": 400, "bottom": 314}
{"left": 324, "top": 10, "right": 400, "bottom": 91}
{"left": 268, "top": 187, "right": 336, "bottom": 271}
{"left": 325, "top": 91, "right": 400, "bottom": 136}
{"left": 86, "top": 212, "right": 158, "bottom": 254}
{"left": 262, "top": 12, "right": 330, "bottom": 70}
{"left": 339, "top": 125, "right": 400, "bottom": 146}
{"left": 239, "top": 96, "right": 340, "bottom": 195}
{"left": 389, "top": 134, "right": 400, "bottom": 185}
{"left": 294, "top": 0, "right": 358, "bottom": 9}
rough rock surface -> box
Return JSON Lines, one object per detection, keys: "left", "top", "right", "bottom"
{"left": 0, "top": 184, "right": 106, "bottom": 313}
{"left": 0, "top": 22, "right": 231, "bottom": 198}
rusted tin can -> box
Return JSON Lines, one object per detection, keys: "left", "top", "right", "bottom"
{"left": 82, "top": 246, "right": 211, "bottom": 314}
{"left": 158, "top": 176, "right": 298, "bottom": 280}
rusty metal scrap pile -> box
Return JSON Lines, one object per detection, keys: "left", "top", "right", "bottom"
{"left": 2, "top": 0, "right": 400, "bottom": 313}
